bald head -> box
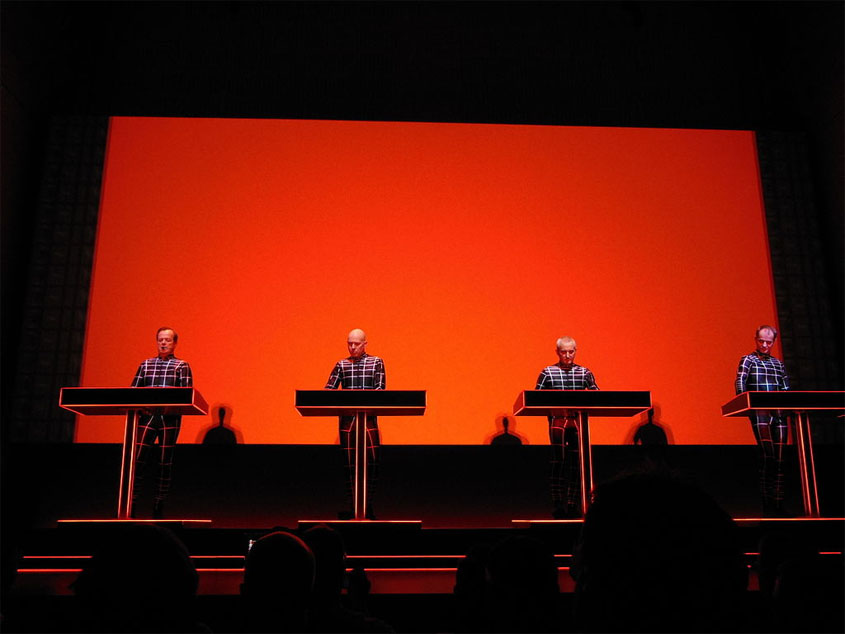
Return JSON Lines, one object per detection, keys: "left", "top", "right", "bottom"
{"left": 347, "top": 329, "right": 368, "bottom": 359}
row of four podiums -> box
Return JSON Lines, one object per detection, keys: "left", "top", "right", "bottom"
{"left": 58, "top": 387, "right": 844, "bottom": 522}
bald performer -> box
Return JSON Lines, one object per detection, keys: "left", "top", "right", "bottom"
{"left": 325, "top": 329, "right": 386, "bottom": 520}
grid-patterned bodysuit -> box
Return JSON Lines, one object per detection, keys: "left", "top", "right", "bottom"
{"left": 735, "top": 351, "right": 790, "bottom": 508}
{"left": 535, "top": 363, "right": 599, "bottom": 509}
{"left": 325, "top": 353, "right": 386, "bottom": 511}
{"left": 131, "top": 355, "right": 193, "bottom": 504}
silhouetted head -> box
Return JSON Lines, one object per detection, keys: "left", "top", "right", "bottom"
{"left": 572, "top": 470, "right": 747, "bottom": 632}
{"left": 241, "top": 531, "right": 315, "bottom": 631}
{"left": 70, "top": 524, "right": 199, "bottom": 630}
{"left": 242, "top": 531, "right": 315, "bottom": 600}
{"left": 301, "top": 524, "right": 347, "bottom": 600}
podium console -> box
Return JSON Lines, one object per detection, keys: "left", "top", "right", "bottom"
{"left": 514, "top": 390, "right": 652, "bottom": 515}
{"left": 59, "top": 387, "right": 209, "bottom": 518}
{"left": 722, "top": 390, "right": 845, "bottom": 517}
{"left": 296, "top": 390, "right": 426, "bottom": 520}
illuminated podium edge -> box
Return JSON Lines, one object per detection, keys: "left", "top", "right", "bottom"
{"left": 721, "top": 390, "right": 845, "bottom": 417}
{"left": 58, "top": 387, "right": 209, "bottom": 520}
{"left": 511, "top": 390, "right": 651, "bottom": 518}
{"left": 59, "top": 387, "right": 209, "bottom": 416}
{"left": 295, "top": 390, "right": 427, "bottom": 521}
{"left": 513, "top": 390, "right": 652, "bottom": 418}
{"left": 294, "top": 390, "right": 426, "bottom": 417}
{"left": 721, "top": 390, "right": 845, "bottom": 519}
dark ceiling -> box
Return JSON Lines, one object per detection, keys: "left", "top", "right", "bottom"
{"left": 2, "top": 1, "right": 842, "bottom": 130}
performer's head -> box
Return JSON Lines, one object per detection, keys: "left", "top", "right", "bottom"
{"left": 555, "top": 336, "right": 577, "bottom": 368}
{"left": 156, "top": 327, "right": 178, "bottom": 358}
{"left": 754, "top": 325, "right": 777, "bottom": 356}
{"left": 347, "top": 329, "right": 367, "bottom": 359}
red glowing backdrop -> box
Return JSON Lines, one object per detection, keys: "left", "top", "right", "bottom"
{"left": 76, "top": 117, "right": 778, "bottom": 445}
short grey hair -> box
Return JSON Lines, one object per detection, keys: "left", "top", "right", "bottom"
{"left": 556, "top": 336, "right": 576, "bottom": 349}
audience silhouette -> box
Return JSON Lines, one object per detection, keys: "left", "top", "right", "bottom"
{"left": 570, "top": 469, "right": 748, "bottom": 633}
{"left": 453, "top": 536, "right": 561, "bottom": 633}
{"left": 301, "top": 523, "right": 393, "bottom": 632}
{"left": 452, "top": 542, "right": 495, "bottom": 633}
{"left": 69, "top": 523, "right": 207, "bottom": 632}
{"left": 239, "top": 530, "right": 315, "bottom": 633}
{"left": 756, "top": 528, "right": 845, "bottom": 633}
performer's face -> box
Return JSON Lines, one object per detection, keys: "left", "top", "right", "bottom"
{"left": 755, "top": 330, "right": 776, "bottom": 356}
{"left": 347, "top": 332, "right": 367, "bottom": 359}
{"left": 556, "top": 343, "right": 577, "bottom": 368}
{"left": 157, "top": 330, "right": 176, "bottom": 358}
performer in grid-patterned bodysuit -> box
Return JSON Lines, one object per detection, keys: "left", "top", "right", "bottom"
{"left": 735, "top": 325, "right": 790, "bottom": 516}
{"left": 325, "top": 329, "right": 385, "bottom": 519}
{"left": 536, "top": 336, "right": 599, "bottom": 519}
{"left": 131, "top": 327, "right": 193, "bottom": 518}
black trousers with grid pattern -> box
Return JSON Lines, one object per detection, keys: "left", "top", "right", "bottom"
{"left": 749, "top": 412, "right": 788, "bottom": 506}
{"left": 133, "top": 414, "right": 181, "bottom": 504}
{"left": 548, "top": 416, "right": 581, "bottom": 508}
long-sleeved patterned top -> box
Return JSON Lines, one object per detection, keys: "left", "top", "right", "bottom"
{"left": 131, "top": 355, "right": 193, "bottom": 387}
{"left": 735, "top": 352, "right": 789, "bottom": 394}
{"left": 325, "top": 353, "right": 386, "bottom": 390}
{"left": 536, "top": 363, "right": 599, "bottom": 391}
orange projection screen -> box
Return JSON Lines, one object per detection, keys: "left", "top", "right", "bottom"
{"left": 77, "top": 117, "right": 779, "bottom": 446}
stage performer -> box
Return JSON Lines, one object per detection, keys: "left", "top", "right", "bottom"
{"left": 130, "top": 326, "right": 193, "bottom": 519}
{"left": 735, "top": 325, "right": 791, "bottom": 517}
{"left": 535, "top": 336, "right": 599, "bottom": 519}
{"left": 325, "top": 328, "right": 385, "bottom": 520}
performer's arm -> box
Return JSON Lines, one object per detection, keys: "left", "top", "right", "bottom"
{"left": 779, "top": 363, "right": 790, "bottom": 391}
{"left": 131, "top": 363, "right": 145, "bottom": 387}
{"left": 178, "top": 362, "right": 193, "bottom": 387}
{"left": 735, "top": 357, "right": 750, "bottom": 394}
{"left": 535, "top": 371, "right": 548, "bottom": 390}
{"left": 375, "top": 359, "right": 386, "bottom": 390}
{"left": 325, "top": 363, "right": 341, "bottom": 389}
{"left": 586, "top": 370, "right": 599, "bottom": 390}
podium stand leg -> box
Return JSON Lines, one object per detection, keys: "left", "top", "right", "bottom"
{"left": 578, "top": 412, "right": 593, "bottom": 516}
{"left": 793, "top": 412, "right": 820, "bottom": 518}
{"left": 117, "top": 409, "right": 140, "bottom": 519}
{"left": 353, "top": 411, "right": 368, "bottom": 520}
